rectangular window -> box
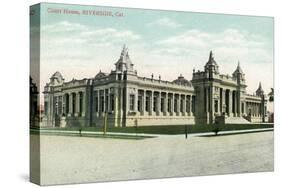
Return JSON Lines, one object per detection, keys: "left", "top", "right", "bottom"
{"left": 180, "top": 98, "right": 183, "bottom": 113}
{"left": 145, "top": 96, "right": 149, "bottom": 112}
{"left": 118, "top": 73, "right": 122, "bottom": 80}
{"left": 186, "top": 99, "right": 189, "bottom": 113}
{"left": 174, "top": 98, "right": 177, "bottom": 113}
{"left": 101, "top": 96, "right": 104, "bottom": 112}
{"left": 160, "top": 97, "right": 164, "bottom": 112}
{"left": 44, "top": 102, "right": 48, "bottom": 114}
{"left": 137, "top": 95, "right": 141, "bottom": 112}
{"left": 72, "top": 94, "right": 76, "bottom": 114}
{"left": 129, "top": 94, "right": 135, "bottom": 111}
{"left": 58, "top": 96, "right": 62, "bottom": 115}
{"left": 153, "top": 96, "right": 157, "bottom": 112}
{"left": 215, "top": 100, "right": 218, "bottom": 113}
{"left": 65, "top": 95, "right": 69, "bottom": 114}
{"left": 105, "top": 96, "right": 108, "bottom": 112}
{"left": 95, "top": 97, "right": 99, "bottom": 112}
{"left": 110, "top": 94, "right": 114, "bottom": 111}
{"left": 192, "top": 96, "right": 196, "bottom": 113}
{"left": 54, "top": 96, "right": 58, "bottom": 115}
{"left": 79, "top": 93, "right": 83, "bottom": 114}
{"left": 168, "top": 98, "right": 171, "bottom": 112}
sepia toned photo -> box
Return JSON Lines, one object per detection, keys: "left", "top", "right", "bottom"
{"left": 30, "top": 3, "right": 274, "bottom": 186}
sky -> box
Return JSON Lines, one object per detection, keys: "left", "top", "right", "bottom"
{"left": 31, "top": 3, "right": 274, "bottom": 109}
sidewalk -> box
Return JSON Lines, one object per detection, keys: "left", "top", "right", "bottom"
{"left": 32, "top": 127, "right": 274, "bottom": 138}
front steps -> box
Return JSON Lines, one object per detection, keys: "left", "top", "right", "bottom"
{"left": 215, "top": 115, "right": 250, "bottom": 124}
{"left": 225, "top": 116, "right": 250, "bottom": 124}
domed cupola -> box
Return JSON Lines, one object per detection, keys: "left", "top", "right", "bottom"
{"left": 94, "top": 70, "right": 107, "bottom": 79}
{"left": 256, "top": 82, "right": 265, "bottom": 97}
{"left": 115, "top": 44, "right": 134, "bottom": 73}
{"left": 204, "top": 51, "right": 219, "bottom": 75}
{"left": 173, "top": 74, "right": 192, "bottom": 86}
{"left": 50, "top": 71, "right": 64, "bottom": 85}
{"left": 232, "top": 61, "right": 245, "bottom": 83}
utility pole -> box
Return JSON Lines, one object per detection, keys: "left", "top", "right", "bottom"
{"left": 103, "top": 112, "right": 108, "bottom": 136}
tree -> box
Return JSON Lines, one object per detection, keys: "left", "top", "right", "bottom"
{"left": 268, "top": 88, "right": 274, "bottom": 102}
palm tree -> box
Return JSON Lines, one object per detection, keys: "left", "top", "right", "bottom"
{"left": 268, "top": 88, "right": 274, "bottom": 123}
{"left": 268, "top": 88, "right": 274, "bottom": 102}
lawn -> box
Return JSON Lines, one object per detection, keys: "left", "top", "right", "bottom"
{"left": 31, "top": 123, "right": 274, "bottom": 135}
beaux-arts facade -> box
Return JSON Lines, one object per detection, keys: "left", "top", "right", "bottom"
{"left": 42, "top": 45, "right": 267, "bottom": 127}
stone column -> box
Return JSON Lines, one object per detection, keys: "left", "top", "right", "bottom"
{"left": 134, "top": 91, "right": 138, "bottom": 113}
{"left": 221, "top": 89, "right": 225, "bottom": 115}
{"left": 108, "top": 89, "right": 111, "bottom": 113}
{"left": 68, "top": 93, "right": 73, "bottom": 117}
{"left": 258, "top": 103, "right": 261, "bottom": 117}
{"left": 209, "top": 86, "right": 214, "bottom": 123}
{"left": 119, "top": 87, "right": 123, "bottom": 117}
{"left": 259, "top": 103, "right": 262, "bottom": 117}
{"left": 149, "top": 91, "right": 153, "bottom": 115}
{"left": 245, "top": 102, "right": 248, "bottom": 115}
{"left": 74, "top": 92, "right": 79, "bottom": 117}
{"left": 61, "top": 95, "right": 65, "bottom": 116}
{"left": 205, "top": 87, "right": 209, "bottom": 113}
{"left": 228, "top": 90, "right": 233, "bottom": 117}
{"left": 142, "top": 90, "right": 146, "bottom": 115}
{"left": 255, "top": 103, "right": 258, "bottom": 117}
{"left": 190, "top": 95, "right": 193, "bottom": 116}
{"left": 182, "top": 95, "right": 186, "bottom": 116}
{"left": 237, "top": 91, "right": 241, "bottom": 117}
{"left": 171, "top": 93, "right": 174, "bottom": 116}
{"left": 82, "top": 91, "right": 86, "bottom": 117}
{"left": 186, "top": 95, "right": 190, "bottom": 116}
{"left": 104, "top": 89, "right": 107, "bottom": 114}
{"left": 252, "top": 103, "right": 255, "bottom": 117}
{"left": 256, "top": 103, "right": 258, "bottom": 117}
{"left": 217, "top": 90, "right": 220, "bottom": 114}
{"left": 233, "top": 91, "right": 236, "bottom": 117}
{"left": 96, "top": 90, "right": 100, "bottom": 116}
{"left": 176, "top": 94, "right": 180, "bottom": 116}
{"left": 114, "top": 88, "right": 118, "bottom": 114}
{"left": 164, "top": 92, "right": 168, "bottom": 116}
{"left": 156, "top": 92, "right": 161, "bottom": 116}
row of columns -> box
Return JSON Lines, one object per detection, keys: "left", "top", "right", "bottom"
{"left": 245, "top": 102, "right": 264, "bottom": 117}
{"left": 94, "top": 88, "right": 116, "bottom": 115}
{"left": 205, "top": 87, "right": 243, "bottom": 117}
{"left": 130, "top": 90, "right": 195, "bottom": 117}
{"left": 93, "top": 88, "right": 195, "bottom": 117}
{"left": 54, "top": 91, "right": 86, "bottom": 117}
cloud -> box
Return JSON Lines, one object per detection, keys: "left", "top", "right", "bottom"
{"left": 146, "top": 18, "right": 182, "bottom": 28}
{"left": 39, "top": 22, "right": 273, "bottom": 109}
{"left": 41, "top": 21, "right": 142, "bottom": 65}
{"left": 40, "top": 21, "right": 143, "bottom": 99}
{"left": 143, "top": 28, "right": 273, "bottom": 96}
{"left": 153, "top": 28, "right": 272, "bottom": 65}
{"left": 42, "top": 21, "right": 141, "bottom": 47}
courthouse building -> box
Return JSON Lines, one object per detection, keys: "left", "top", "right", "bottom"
{"left": 42, "top": 45, "right": 268, "bottom": 127}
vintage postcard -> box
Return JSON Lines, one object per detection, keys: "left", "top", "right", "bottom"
{"left": 30, "top": 3, "right": 274, "bottom": 186}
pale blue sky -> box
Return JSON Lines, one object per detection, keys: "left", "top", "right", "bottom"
{"left": 41, "top": 3, "right": 273, "bottom": 43}
{"left": 37, "top": 3, "right": 274, "bottom": 102}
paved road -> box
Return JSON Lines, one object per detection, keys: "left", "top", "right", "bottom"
{"left": 33, "top": 131, "right": 274, "bottom": 185}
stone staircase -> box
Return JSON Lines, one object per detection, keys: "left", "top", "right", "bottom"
{"left": 225, "top": 116, "right": 250, "bottom": 124}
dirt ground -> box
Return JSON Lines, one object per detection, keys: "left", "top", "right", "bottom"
{"left": 33, "top": 131, "right": 274, "bottom": 185}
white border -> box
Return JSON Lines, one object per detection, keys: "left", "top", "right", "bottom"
{"left": 0, "top": 0, "right": 279, "bottom": 188}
